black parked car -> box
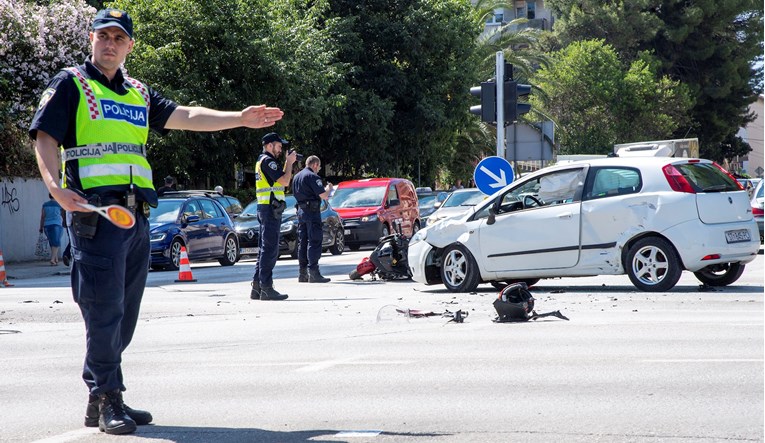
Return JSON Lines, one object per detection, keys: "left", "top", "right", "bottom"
{"left": 161, "top": 190, "right": 243, "bottom": 218}
{"left": 235, "top": 195, "right": 345, "bottom": 259}
{"left": 148, "top": 194, "right": 239, "bottom": 271}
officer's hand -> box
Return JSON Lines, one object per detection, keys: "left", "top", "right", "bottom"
{"left": 240, "top": 105, "right": 284, "bottom": 129}
{"left": 53, "top": 188, "right": 89, "bottom": 213}
{"left": 286, "top": 149, "right": 297, "bottom": 164}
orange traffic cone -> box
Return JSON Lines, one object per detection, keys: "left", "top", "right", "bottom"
{"left": 174, "top": 246, "right": 196, "bottom": 282}
{"left": 0, "top": 249, "right": 14, "bottom": 287}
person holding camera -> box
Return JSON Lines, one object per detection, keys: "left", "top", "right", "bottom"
{"left": 292, "top": 155, "right": 333, "bottom": 283}
{"left": 251, "top": 132, "right": 297, "bottom": 300}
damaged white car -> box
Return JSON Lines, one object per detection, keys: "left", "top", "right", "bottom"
{"left": 408, "top": 157, "right": 759, "bottom": 292}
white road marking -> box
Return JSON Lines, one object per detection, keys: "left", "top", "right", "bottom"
{"left": 28, "top": 428, "right": 99, "bottom": 443}
{"left": 296, "top": 356, "right": 410, "bottom": 372}
{"left": 335, "top": 430, "right": 382, "bottom": 437}
{"left": 641, "top": 359, "right": 763, "bottom": 363}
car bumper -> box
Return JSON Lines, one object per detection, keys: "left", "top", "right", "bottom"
{"left": 341, "top": 220, "right": 383, "bottom": 245}
{"left": 664, "top": 219, "right": 760, "bottom": 272}
{"left": 408, "top": 240, "right": 434, "bottom": 285}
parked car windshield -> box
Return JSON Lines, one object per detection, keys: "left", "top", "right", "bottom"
{"left": 330, "top": 186, "right": 386, "bottom": 208}
{"left": 149, "top": 200, "right": 182, "bottom": 224}
{"left": 441, "top": 190, "right": 485, "bottom": 208}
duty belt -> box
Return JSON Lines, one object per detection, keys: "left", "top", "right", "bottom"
{"left": 64, "top": 143, "right": 147, "bottom": 161}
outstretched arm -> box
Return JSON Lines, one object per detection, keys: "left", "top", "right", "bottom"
{"left": 165, "top": 105, "right": 284, "bottom": 131}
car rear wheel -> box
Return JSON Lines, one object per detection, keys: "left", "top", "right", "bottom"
{"left": 218, "top": 235, "right": 238, "bottom": 266}
{"left": 693, "top": 262, "right": 745, "bottom": 286}
{"left": 626, "top": 237, "right": 682, "bottom": 292}
{"left": 440, "top": 243, "right": 481, "bottom": 293}
{"left": 168, "top": 238, "right": 184, "bottom": 271}
{"left": 329, "top": 229, "right": 345, "bottom": 255}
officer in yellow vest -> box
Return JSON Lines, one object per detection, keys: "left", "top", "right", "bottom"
{"left": 251, "top": 132, "right": 297, "bottom": 300}
{"left": 29, "top": 8, "right": 283, "bottom": 436}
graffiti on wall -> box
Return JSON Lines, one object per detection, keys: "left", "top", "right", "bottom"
{"left": 1, "top": 182, "right": 21, "bottom": 214}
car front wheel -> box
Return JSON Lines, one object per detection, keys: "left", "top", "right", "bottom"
{"left": 693, "top": 262, "right": 745, "bottom": 286}
{"left": 329, "top": 229, "right": 345, "bottom": 255}
{"left": 625, "top": 237, "right": 682, "bottom": 292}
{"left": 440, "top": 243, "right": 481, "bottom": 293}
{"left": 168, "top": 238, "right": 184, "bottom": 271}
{"left": 218, "top": 234, "right": 238, "bottom": 266}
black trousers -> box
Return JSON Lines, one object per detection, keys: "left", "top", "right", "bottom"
{"left": 297, "top": 208, "right": 322, "bottom": 269}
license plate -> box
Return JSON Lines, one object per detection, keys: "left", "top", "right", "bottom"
{"left": 344, "top": 229, "right": 350, "bottom": 235}
{"left": 239, "top": 247, "right": 259, "bottom": 254}
{"left": 725, "top": 229, "right": 751, "bottom": 243}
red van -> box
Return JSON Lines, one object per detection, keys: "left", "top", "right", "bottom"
{"left": 329, "top": 178, "right": 420, "bottom": 250}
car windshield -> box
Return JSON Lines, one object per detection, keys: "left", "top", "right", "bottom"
{"left": 419, "top": 194, "right": 439, "bottom": 208}
{"left": 241, "top": 201, "right": 258, "bottom": 216}
{"left": 330, "top": 186, "right": 386, "bottom": 208}
{"left": 442, "top": 190, "right": 484, "bottom": 207}
{"left": 148, "top": 200, "right": 181, "bottom": 224}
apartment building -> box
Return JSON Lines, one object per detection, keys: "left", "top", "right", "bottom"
{"left": 481, "top": 0, "right": 553, "bottom": 32}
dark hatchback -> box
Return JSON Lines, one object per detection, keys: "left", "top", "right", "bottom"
{"left": 235, "top": 195, "right": 345, "bottom": 259}
{"left": 148, "top": 195, "right": 239, "bottom": 270}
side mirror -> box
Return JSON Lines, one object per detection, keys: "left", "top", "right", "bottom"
{"left": 487, "top": 206, "right": 496, "bottom": 225}
{"left": 184, "top": 214, "right": 200, "bottom": 224}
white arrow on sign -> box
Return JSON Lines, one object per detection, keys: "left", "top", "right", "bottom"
{"left": 479, "top": 165, "right": 508, "bottom": 188}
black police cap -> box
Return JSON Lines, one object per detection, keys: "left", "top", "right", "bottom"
{"left": 262, "top": 132, "right": 289, "bottom": 146}
{"left": 92, "top": 8, "right": 133, "bottom": 39}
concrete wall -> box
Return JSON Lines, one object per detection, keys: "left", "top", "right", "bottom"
{"left": 0, "top": 177, "right": 69, "bottom": 263}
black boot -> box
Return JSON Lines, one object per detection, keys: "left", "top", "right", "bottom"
{"left": 260, "top": 286, "right": 288, "bottom": 300}
{"left": 250, "top": 280, "right": 261, "bottom": 299}
{"left": 85, "top": 393, "right": 153, "bottom": 427}
{"left": 298, "top": 267, "right": 308, "bottom": 283}
{"left": 97, "top": 390, "right": 137, "bottom": 435}
{"left": 308, "top": 268, "right": 331, "bottom": 283}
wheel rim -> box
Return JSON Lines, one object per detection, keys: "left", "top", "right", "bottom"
{"left": 443, "top": 249, "right": 467, "bottom": 287}
{"left": 631, "top": 245, "right": 669, "bottom": 286}
{"left": 225, "top": 237, "right": 237, "bottom": 262}
{"left": 336, "top": 230, "right": 345, "bottom": 250}
{"left": 171, "top": 241, "right": 182, "bottom": 267}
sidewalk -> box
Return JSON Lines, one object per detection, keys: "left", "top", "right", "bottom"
{"left": 3, "top": 259, "right": 71, "bottom": 281}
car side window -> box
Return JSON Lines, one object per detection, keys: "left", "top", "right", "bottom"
{"left": 585, "top": 167, "right": 641, "bottom": 200}
{"left": 387, "top": 184, "right": 399, "bottom": 206}
{"left": 199, "top": 199, "right": 221, "bottom": 219}
{"left": 183, "top": 201, "right": 200, "bottom": 219}
{"left": 495, "top": 168, "right": 585, "bottom": 214}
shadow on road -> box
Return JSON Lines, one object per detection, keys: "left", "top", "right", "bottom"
{"left": 130, "top": 425, "right": 449, "bottom": 442}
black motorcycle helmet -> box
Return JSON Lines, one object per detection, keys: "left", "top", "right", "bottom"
{"left": 493, "top": 282, "right": 535, "bottom": 322}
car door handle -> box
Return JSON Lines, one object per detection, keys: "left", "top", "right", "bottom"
{"left": 558, "top": 212, "right": 573, "bottom": 219}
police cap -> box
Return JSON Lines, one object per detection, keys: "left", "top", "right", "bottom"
{"left": 262, "top": 132, "right": 289, "bottom": 146}
{"left": 92, "top": 8, "right": 133, "bottom": 39}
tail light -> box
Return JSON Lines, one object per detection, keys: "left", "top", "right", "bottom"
{"left": 753, "top": 206, "right": 764, "bottom": 217}
{"left": 662, "top": 164, "right": 696, "bottom": 193}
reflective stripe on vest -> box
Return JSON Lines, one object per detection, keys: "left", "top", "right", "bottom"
{"left": 255, "top": 157, "right": 285, "bottom": 204}
{"left": 64, "top": 67, "right": 153, "bottom": 191}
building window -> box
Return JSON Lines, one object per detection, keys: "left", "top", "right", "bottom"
{"left": 527, "top": 1, "right": 536, "bottom": 19}
{"left": 516, "top": 7, "right": 524, "bottom": 19}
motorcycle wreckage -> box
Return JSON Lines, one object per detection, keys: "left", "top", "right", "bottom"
{"left": 349, "top": 229, "right": 412, "bottom": 281}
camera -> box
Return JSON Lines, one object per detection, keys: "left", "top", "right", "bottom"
{"left": 288, "top": 149, "right": 304, "bottom": 162}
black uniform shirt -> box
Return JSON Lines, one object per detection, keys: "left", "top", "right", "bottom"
{"left": 257, "top": 151, "right": 285, "bottom": 186}
{"left": 292, "top": 166, "right": 325, "bottom": 203}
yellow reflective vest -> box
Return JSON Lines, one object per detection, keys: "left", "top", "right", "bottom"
{"left": 255, "top": 153, "right": 285, "bottom": 204}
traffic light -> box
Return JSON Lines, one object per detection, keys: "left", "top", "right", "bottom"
{"left": 503, "top": 81, "right": 532, "bottom": 124}
{"left": 469, "top": 81, "right": 496, "bottom": 124}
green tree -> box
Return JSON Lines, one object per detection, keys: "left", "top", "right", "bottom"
{"left": 546, "top": 0, "right": 763, "bottom": 161}
{"left": 111, "top": 0, "right": 342, "bottom": 189}
{"left": 531, "top": 39, "right": 691, "bottom": 154}
{"left": 317, "top": 0, "right": 481, "bottom": 186}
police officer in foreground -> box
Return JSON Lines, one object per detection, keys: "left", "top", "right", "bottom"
{"left": 251, "top": 132, "right": 297, "bottom": 300}
{"left": 292, "top": 155, "right": 333, "bottom": 283}
{"left": 30, "top": 8, "right": 283, "bottom": 435}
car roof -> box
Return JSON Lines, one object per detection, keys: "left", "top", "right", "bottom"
{"left": 336, "top": 178, "right": 409, "bottom": 188}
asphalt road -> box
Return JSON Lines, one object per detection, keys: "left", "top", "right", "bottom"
{"left": 1, "top": 247, "right": 763, "bottom": 443}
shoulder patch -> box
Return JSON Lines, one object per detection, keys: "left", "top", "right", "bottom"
{"left": 37, "top": 88, "right": 56, "bottom": 110}
{"left": 268, "top": 161, "right": 278, "bottom": 170}
{"left": 316, "top": 179, "right": 323, "bottom": 187}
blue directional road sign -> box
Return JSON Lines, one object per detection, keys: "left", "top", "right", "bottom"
{"left": 473, "top": 156, "right": 514, "bottom": 196}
